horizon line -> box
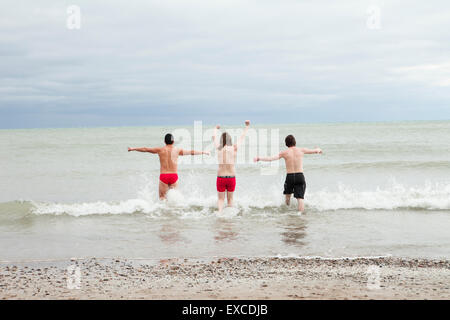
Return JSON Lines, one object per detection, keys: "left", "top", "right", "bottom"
{"left": 1, "top": 118, "right": 449, "bottom": 131}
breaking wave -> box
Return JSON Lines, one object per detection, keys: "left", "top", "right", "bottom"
{"left": 1, "top": 182, "right": 449, "bottom": 218}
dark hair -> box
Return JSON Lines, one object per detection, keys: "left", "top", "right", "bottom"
{"left": 220, "top": 132, "right": 232, "bottom": 149}
{"left": 164, "top": 133, "right": 174, "bottom": 145}
{"left": 285, "top": 134, "right": 296, "bottom": 147}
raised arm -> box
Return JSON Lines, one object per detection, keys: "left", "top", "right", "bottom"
{"left": 301, "top": 147, "right": 322, "bottom": 154}
{"left": 213, "top": 125, "right": 220, "bottom": 149}
{"left": 179, "top": 149, "right": 210, "bottom": 156}
{"left": 235, "top": 120, "right": 250, "bottom": 149}
{"left": 254, "top": 153, "right": 282, "bottom": 162}
{"left": 128, "top": 147, "right": 160, "bottom": 153}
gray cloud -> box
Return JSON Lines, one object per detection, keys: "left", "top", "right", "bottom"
{"left": 0, "top": 0, "right": 450, "bottom": 128}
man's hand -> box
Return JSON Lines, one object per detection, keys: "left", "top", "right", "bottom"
{"left": 245, "top": 120, "right": 250, "bottom": 126}
{"left": 215, "top": 124, "right": 220, "bottom": 129}
{"left": 316, "top": 148, "right": 322, "bottom": 154}
{"left": 128, "top": 147, "right": 133, "bottom": 152}
{"left": 253, "top": 156, "right": 259, "bottom": 162}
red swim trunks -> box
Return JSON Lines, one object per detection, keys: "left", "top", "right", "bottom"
{"left": 216, "top": 176, "right": 236, "bottom": 192}
{"left": 160, "top": 173, "right": 178, "bottom": 185}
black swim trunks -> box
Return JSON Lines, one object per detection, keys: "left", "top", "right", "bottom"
{"left": 283, "top": 172, "right": 306, "bottom": 199}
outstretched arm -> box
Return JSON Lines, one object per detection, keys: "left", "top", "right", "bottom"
{"left": 128, "top": 147, "right": 160, "bottom": 153}
{"left": 179, "top": 149, "right": 210, "bottom": 156}
{"left": 213, "top": 125, "right": 220, "bottom": 149}
{"left": 301, "top": 147, "right": 322, "bottom": 154}
{"left": 254, "top": 153, "right": 282, "bottom": 162}
{"left": 236, "top": 120, "right": 250, "bottom": 149}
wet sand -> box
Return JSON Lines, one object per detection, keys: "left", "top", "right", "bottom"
{"left": 0, "top": 257, "right": 449, "bottom": 299}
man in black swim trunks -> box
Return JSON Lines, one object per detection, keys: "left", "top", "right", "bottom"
{"left": 254, "top": 135, "right": 322, "bottom": 212}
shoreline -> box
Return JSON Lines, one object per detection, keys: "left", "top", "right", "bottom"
{"left": 2, "top": 119, "right": 448, "bottom": 131}
{"left": 1, "top": 257, "right": 449, "bottom": 300}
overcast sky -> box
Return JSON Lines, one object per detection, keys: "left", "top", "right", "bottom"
{"left": 1, "top": 0, "right": 450, "bottom": 128}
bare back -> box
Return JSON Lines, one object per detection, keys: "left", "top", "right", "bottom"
{"left": 217, "top": 145, "right": 237, "bottom": 176}
{"left": 281, "top": 147, "right": 304, "bottom": 173}
{"left": 157, "top": 145, "right": 180, "bottom": 173}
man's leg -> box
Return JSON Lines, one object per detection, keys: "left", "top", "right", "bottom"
{"left": 285, "top": 194, "right": 291, "bottom": 206}
{"left": 218, "top": 192, "right": 226, "bottom": 212}
{"left": 169, "top": 182, "right": 177, "bottom": 190}
{"left": 159, "top": 180, "right": 169, "bottom": 200}
{"left": 297, "top": 198, "right": 305, "bottom": 212}
{"left": 226, "top": 191, "right": 234, "bottom": 207}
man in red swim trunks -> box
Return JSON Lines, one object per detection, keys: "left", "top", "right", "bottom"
{"left": 212, "top": 120, "right": 250, "bottom": 212}
{"left": 128, "top": 133, "right": 209, "bottom": 200}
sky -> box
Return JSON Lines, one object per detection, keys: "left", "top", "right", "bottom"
{"left": 0, "top": 0, "right": 450, "bottom": 128}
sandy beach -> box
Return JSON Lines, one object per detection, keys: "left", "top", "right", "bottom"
{"left": 2, "top": 0, "right": 450, "bottom": 306}
{"left": 1, "top": 257, "right": 448, "bottom": 300}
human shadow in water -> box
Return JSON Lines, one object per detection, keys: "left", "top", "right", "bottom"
{"left": 158, "top": 223, "right": 185, "bottom": 244}
{"left": 279, "top": 215, "right": 307, "bottom": 248}
{"left": 213, "top": 218, "right": 239, "bottom": 242}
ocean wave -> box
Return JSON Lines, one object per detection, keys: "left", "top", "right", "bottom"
{"left": 309, "top": 160, "right": 450, "bottom": 170}
{"left": 307, "top": 182, "right": 450, "bottom": 211}
{"left": 1, "top": 182, "right": 449, "bottom": 217}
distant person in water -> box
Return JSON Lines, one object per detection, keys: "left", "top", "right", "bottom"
{"left": 254, "top": 135, "right": 322, "bottom": 212}
{"left": 213, "top": 120, "right": 250, "bottom": 212}
{"left": 128, "top": 134, "right": 209, "bottom": 200}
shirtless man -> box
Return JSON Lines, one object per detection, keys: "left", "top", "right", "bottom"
{"left": 213, "top": 120, "right": 250, "bottom": 212}
{"left": 254, "top": 134, "right": 322, "bottom": 212}
{"left": 128, "top": 133, "right": 209, "bottom": 200}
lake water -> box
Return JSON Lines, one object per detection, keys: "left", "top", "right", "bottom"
{"left": 0, "top": 121, "right": 449, "bottom": 261}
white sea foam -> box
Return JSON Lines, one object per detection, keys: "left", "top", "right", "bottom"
{"left": 28, "top": 181, "right": 450, "bottom": 217}
{"left": 31, "top": 198, "right": 164, "bottom": 217}
{"left": 216, "top": 206, "right": 241, "bottom": 218}
{"left": 307, "top": 181, "right": 450, "bottom": 211}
